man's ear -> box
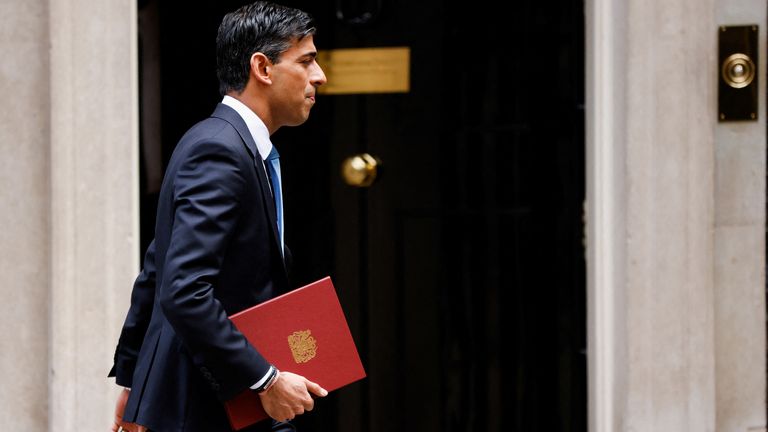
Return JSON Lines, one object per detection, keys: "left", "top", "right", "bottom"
{"left": 250, "top": 52, "right": 272, "bottom": 85}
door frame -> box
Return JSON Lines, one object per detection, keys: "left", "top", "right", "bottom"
{"left": 585, "top": 0, "right": 623, "bottom": 431}
{"left": 118, "top": 0, "right": 611, "bottom": 429}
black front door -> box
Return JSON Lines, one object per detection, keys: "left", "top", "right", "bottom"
{"left": 145, "top": 1, "right": 585, "bottom": 430}
{"left": 283, "top": 1, "right": 586, "bottom": 431}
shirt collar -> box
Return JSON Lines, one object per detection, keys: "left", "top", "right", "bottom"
{"left": 221, "top": 95, "right": 273, "bottom": 161}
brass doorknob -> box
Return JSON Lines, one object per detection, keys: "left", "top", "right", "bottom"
{"left": 341, "top": 153, "right": 381, "bottom": 187}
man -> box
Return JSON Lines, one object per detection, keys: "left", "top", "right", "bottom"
{"left": 109, "top": 2, "right": 328, "bottom": 431}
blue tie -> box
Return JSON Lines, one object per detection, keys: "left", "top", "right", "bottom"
{"left": 266, "top": 146, "right": 284, "bottom": 256}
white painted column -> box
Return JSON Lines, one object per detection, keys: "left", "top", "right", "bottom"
{"left": 0, "top": 1, "right": 138, "bottom": 430}
{"left": 48, "top": 0, "right": 139, "bottom": 431}
{"left": 0, "top": 1, "right": 51, "bottom": 430}
{"left": 588, "top": 0, "right": 722, "bottom": 430}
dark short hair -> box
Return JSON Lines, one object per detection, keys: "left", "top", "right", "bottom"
{"left": 216, "top": 1, "right": 316, "bottom": 96}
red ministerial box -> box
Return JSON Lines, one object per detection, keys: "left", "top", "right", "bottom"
{"left": 224, "top": 276, "right": 366, "bottom": 430}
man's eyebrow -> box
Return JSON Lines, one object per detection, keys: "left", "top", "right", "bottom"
{"left": 300, "top": 51, "right": 318, "bottom": 60}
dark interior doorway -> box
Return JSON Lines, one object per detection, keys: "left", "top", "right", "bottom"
{"left": 138, "top": 1, "right": 586, "bottom": 430}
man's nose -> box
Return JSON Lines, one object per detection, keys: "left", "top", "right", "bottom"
{"left": 312, "top": 62, "right": 327, "bottom": 87}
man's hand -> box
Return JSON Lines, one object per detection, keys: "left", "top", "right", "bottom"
{"left": 111, "top": 388, "right": 147, "bottom": 432}
{"left": 258, "top": 371, "right": 328, "bottom": 422}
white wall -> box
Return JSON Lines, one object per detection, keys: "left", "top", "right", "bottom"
{"left": 588, "top": 0, "right": 767, "bottom": 431}
{"left": 0, "top": 1, "right": 139, "bottom": 431}
{"left": 0, "top": 1, "right": 51, "bottom": 430}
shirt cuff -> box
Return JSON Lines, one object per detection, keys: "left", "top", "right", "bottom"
{"left": 250, "top": 365, "right": 275, "bottom": 390}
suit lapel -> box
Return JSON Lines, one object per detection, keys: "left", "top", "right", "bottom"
{"left": 211, "top": 104, "right": 285, "bottom": 272}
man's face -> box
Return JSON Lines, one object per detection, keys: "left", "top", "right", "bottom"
{"left": 268, "top": 35, "right": 327, "bottom": 128}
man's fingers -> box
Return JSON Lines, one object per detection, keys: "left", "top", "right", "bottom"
{"left": 113, "top": 423, "right": 145, "bottom": 432}
{"left": 304, "top": 379, "right": 328, "bottom": 397}
{"left": 303, "top": 396, "right": 315, "bottom": 411}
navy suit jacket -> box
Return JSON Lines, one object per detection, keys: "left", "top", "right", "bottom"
{"left": 110, "top": 104, "right": 290, "bottom": 431}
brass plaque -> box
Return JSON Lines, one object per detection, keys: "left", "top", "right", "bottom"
{"left": 718, "top": 25, "right": 758, "bottom": 121}
{"left": 317, "top": 47, "right": 410, "bottom": 95}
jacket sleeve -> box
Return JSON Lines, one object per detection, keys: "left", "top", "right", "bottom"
{"left": 109, "top": 239, "right": 157, "bottom": 387}
{"left": 159, "top": 139, "right": 271, "bottom": 401}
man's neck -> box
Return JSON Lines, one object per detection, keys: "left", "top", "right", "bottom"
{"left": 227, "top": 91, "right": 276, "bottom": 135}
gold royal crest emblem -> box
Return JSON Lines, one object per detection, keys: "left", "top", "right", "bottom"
{"left": 287, "top": 330, "right": 317, "bottom": 364}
